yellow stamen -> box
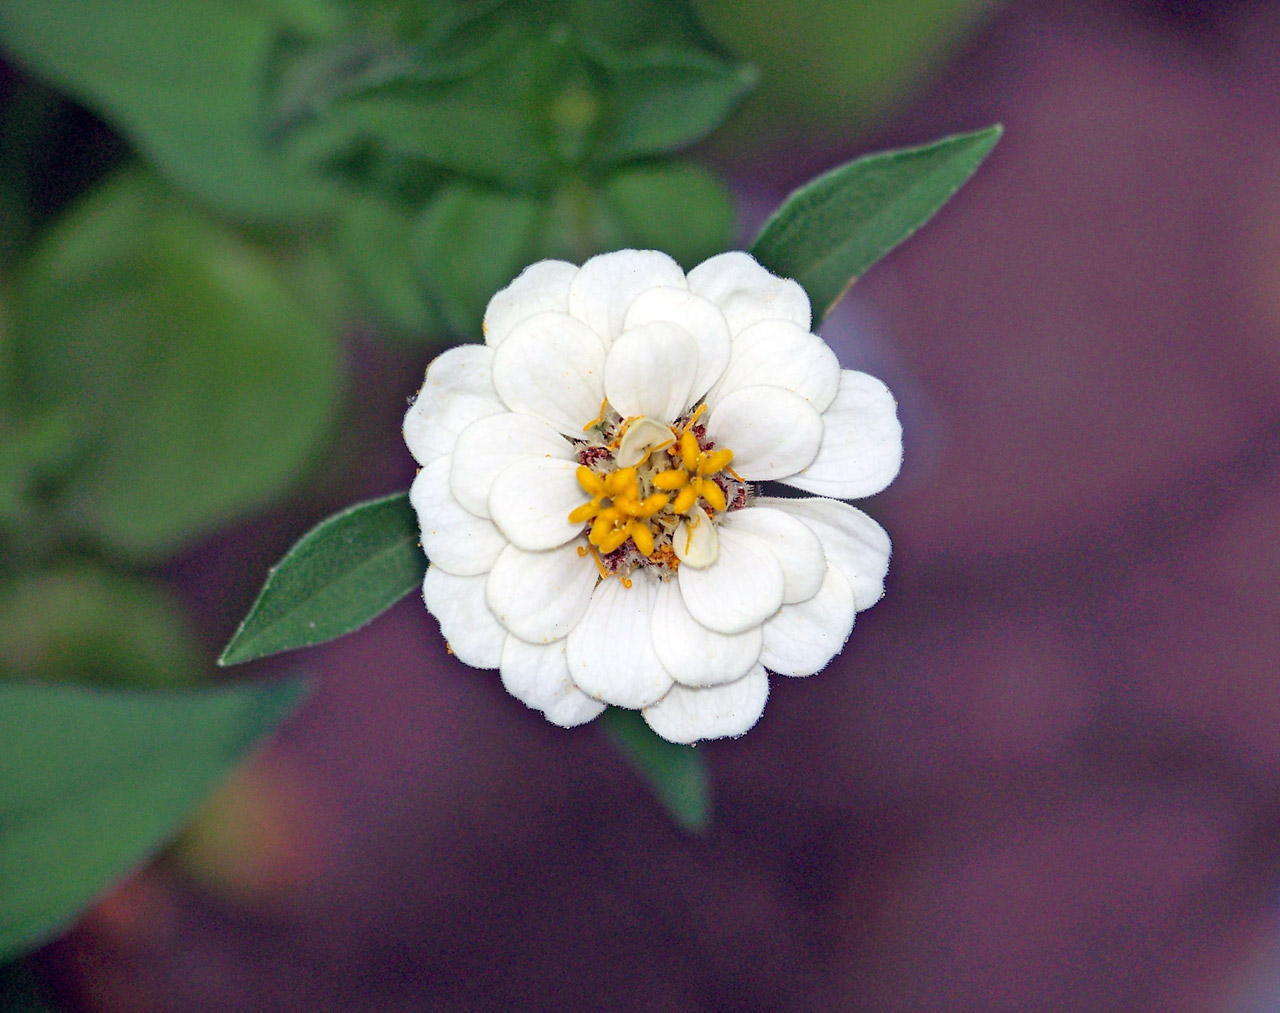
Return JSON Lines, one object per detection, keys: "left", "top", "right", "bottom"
{"left": 701, "top": 480, "right": 727, "bottom": 513}
{"left": 672, "top": 484, "right": 699, "bottom": 515}
{"left": 701, "top": 448, "right": 734, "bottom": 475}
{"left": 651, "top": 469, "right": 688, "bottom": 491}
{"left": 637, "top": 492, "right": 670, "bottom": 517}
{"left": 576, "top": 465, "right": 605, "bottom": 495}
{"left": 583, "top": 397, "right": 609, "bottom": 432}
{"left": 631, "top": 522, "right": 655, "bottom": 557}
{"left": 590, "top": 513, "right": 615, "bottom": 545}
{"left": 568, "top": 501, "right": 598, "bottom": 525}
{"left": 684, "top": 402, "right": 709, "bottom": 429}
{"left": 605, "top": 467, "right": 637, "bottom": 496}
{"left": 679, "top": 429, "right": 700, "bottom": 471}
{"left": 599, "top": 524, "right": 631, "bottom": 554}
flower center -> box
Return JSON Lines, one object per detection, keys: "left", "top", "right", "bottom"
{"left": 568, "top": 403, "right": 746, "bottom": 579}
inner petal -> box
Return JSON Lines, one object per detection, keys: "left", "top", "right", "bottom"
{"left": 623, "top": 286, "right": 731, "bottom": 403}
{"left": 485, "top": 539, "right": 598, "bottom": 644}
{"left": 677, "top": 523, "right": 785, "bottom": 634}
{"left": 615, "top": 416, "right": 676, "bottom": 469}
{"left": 491, "top": 311, "right": 606, "bottom": 436}
{"left": 566, "top": 574, "right": 674, "bottom": 709}
{"left": 704, "top": 385, "right": 822, "bottom": 481}
{"left": 488, "top": 456, "right": 585, "bottom": 551}
{"left": 651, "top": 578, "right": 761, "bottom": 688}
{"left": 704, "top": 318, "right": 840, "bottom": 414}
{"left": 450, "top": 411, "right": 573, "bottom": 518}
{"left": 567, "top": 250, "right": 687, "bottom": 348}
{"left": 604, "top": 321, "right": 699, "bottom": 422}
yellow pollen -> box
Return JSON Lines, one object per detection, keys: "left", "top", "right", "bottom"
{"left": 583, "top": 398, "right": 609, "bottom": 432}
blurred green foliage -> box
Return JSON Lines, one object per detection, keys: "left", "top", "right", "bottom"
{"left": 0, "top": 0, "right": 757, "bottom": 974}
{"left": 0, "top": 677, "right": 311, "bottom": 962}
{"left": 0, "top": 563, "right": 201, "bottom": 687}
{"left": 11, "top": 170, "right": 340, "bottom": 560}
{"left": 0, "top": 0, "right": 997, "bottom": 991}
{"left": 695, "top": 0, "right": 1000, "bottom": 145}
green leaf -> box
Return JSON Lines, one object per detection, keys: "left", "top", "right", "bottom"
{"left": 0, "top": 676, "right": 311, "bottom": 961}
{"left": 332, "top": 193, "right": 442, "bottom": 337}
{"left": 694, "top": 0, "right": 998, "bottom": 142}
{"left": 599, "top": 161, "right": 734, "bottom": 268}
{"left": 11, "top": 170, "right": 340, "bottom": 561}
{"left": 751, "top": 125, "right": 1002, "bottom": 320}
{"left": 290, "top": 26, "right": 561, "bottom": 193}
{"left": 0, "top": 0, "right": 339, "bottom": 222}
{"left": 0, "top": 564, "right": 202, "bottom": 689}
{"left": 569, "top": 0, "right": 726, "bottom": 53}
{"left": 0, "top": 408, "right": 80, "bottom": 534}
{"left": 600, "top": 708, "right": 710, "bottom": 834}
{"left": 220, "top": 492, "right": 424, "bottom": 666}
{"left": 587, "top": 42, "right": 756, "bottom": 167}
{"left": 413, "top": 183, "right": 544, "bottom": 336}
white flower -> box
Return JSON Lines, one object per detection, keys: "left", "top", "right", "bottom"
{"left": 403, "top": 250, "right": 902, "bottom": 744}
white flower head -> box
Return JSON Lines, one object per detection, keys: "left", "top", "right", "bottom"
{"left": 404, "top": 250, "right": 902, "bottom": 744}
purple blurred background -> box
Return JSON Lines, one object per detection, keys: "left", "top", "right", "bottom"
{"left": 38, "top": 0, "right": 1280, "bottom": 1009}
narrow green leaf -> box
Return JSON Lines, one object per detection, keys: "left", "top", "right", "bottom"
{"left": 600, "top": 708, "right": 710, "bottom": 834}
{"left": 751, "top": 124, "right": 1002, "bottom": 321}
{"left": 220, "top": 492, "right": 424, "bottom": 666}
{"left": 0, "top": 676, "right": 310, "bottom": 961}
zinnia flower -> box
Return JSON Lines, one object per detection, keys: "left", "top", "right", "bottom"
{"left": 404, "top": 250, "right": 901, "bottom": 744}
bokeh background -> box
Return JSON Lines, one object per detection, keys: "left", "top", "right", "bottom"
{"left": 6, "top": 0, "right": 1280, "bottom": 1009}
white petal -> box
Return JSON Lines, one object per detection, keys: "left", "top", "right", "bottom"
{"left": 673, "top": 505, "right": 719, "bottom": 569}
{"left": 754, "top": 496, "right": 891, "bottom": 611}
{"left": 491, "top": 311, "right": 606, "bottom": 436}
{"left": 499, "top": 636, "right": 606, "bottom": 728}
{"left": 604, "top": 322, "right": 698, "bottom": 422}
{"left": 705, "top": 319, "right": 839, "bottom": 413}
{"left": 488, "top": 457, "right": 584, "bottom": 551}
{"left": 623, "top": 286, "right": 731, "bottom": 402}
{"left": 422, "top": 566, "right": 504, "bottom": 669}
{"left": 483, "top": 260, "right": 577, "bottom": 349}
{"left": 723, "top": 506, "right": 825, "bottom": 604}
{"left": 485, "top": 540, "right": 598, "bottom": 644}
{"left": 566, "top": 575, "right": 673, "bottom": 708}
{"left": 567, "top": 250, "right": 686, "bottom": 349}
{"left": 705, "top": 385, "right": 822, "bottom": 480}
{"left": 642, "top": 665, "right": 769, "bottom": 744}
{"left": 677, "top": 522, "right": 784, "bottom": 634}
{"left": 449, "top": 412, "right": 573, "bottom": 518}
{"left": 759, "top": 564, "right": 855, "bottom": 676}
{"left": 403, "top": 344, "right": 503, "bottom": 466}
{"left": 784, "top": 369, "right": 903, "bottom": 498}
{"left": 651, "top": 578, "right": 761, "bottom": 687}
{"left": 410, "top": 457, "right": 506, "bottom": 576}
{"left": 686, "top": 252, "right": 811, "bottom": 334}
{"left": 614, "top": 416, "right": 675, "bottom": 469}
